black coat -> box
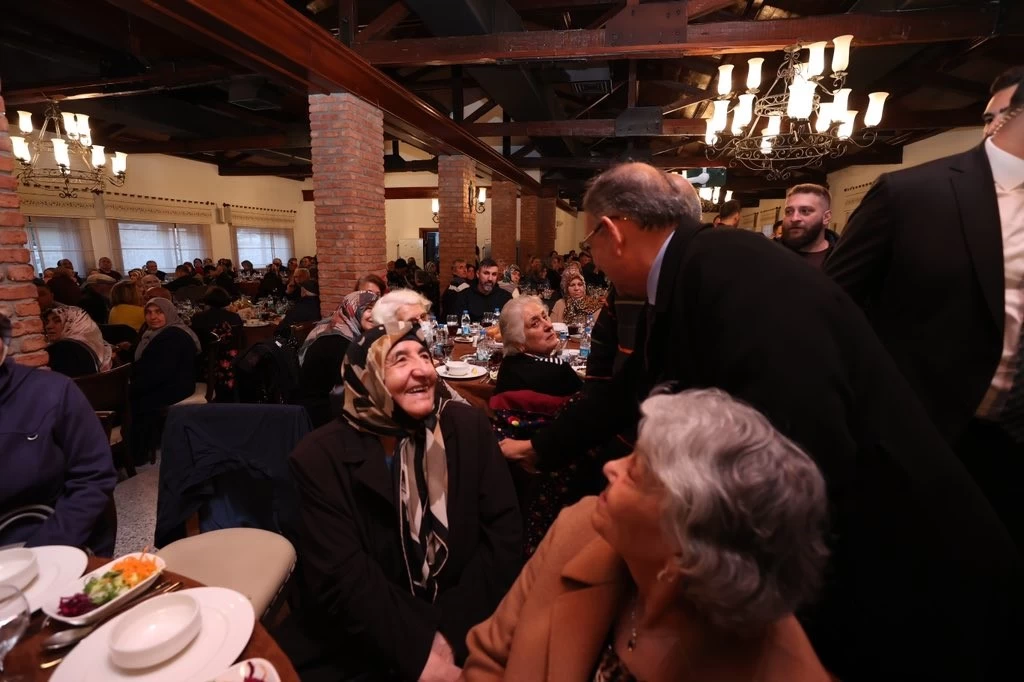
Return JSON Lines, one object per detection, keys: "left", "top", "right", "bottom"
{"left": 494, "top": 353, "right": 582, "bottom": 397}
{"left": 189, "top": 308, "right": 243, "bottom": 348}
{"left": 298, "top": 334, "right": 350, "bottom": 428}
{"left": 531, "top": 221, "right": 1022, "bottom": 681}
{"left": 286, "top": 403, "right": 522, "bottom": 681}
{"left": 452, "top": 285, "right": 512, "bottom": 323}
{"left": 131, "top": 327, "right": 197, "bottom": 414}
{"left": 825, "top": 144, "right": 1002, "bottom": 445}
{"left": 276, "top": 297, "right": 322, "bottom": 338}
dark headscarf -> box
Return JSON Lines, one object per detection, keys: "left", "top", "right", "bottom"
{"left": 340, "top": 321, "right": 452, "bottom": 601}
{"left": 135, "top": 298, "right": 201, "bottom": 360}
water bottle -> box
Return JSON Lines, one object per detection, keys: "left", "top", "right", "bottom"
{"left": 494, "top": 307, "right": 501, "bottom": 322}
{"left": 584, "top": 313, "right": 594, "bottom": 338}
{"left": 460, "top": 310, "right": 471, "bottom": 337}
{"left": 579, "top": 333, "right": 591, "bottom": 361}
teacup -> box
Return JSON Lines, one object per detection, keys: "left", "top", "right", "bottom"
{"left": 445, "top": 361, "right": 471, "bottom": 376}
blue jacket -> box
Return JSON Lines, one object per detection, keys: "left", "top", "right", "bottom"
{"left": 0, "top": 358, "right": 117, "bottom": 551}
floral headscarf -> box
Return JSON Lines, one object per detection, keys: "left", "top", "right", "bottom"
{"left": 501, "top": 264, "right": 521, "bottom": 284}
{"left": 298, "top": 291, "right": 378, "bottom": 364}
{"left": 560, "top": 268, "right": 601, "bottom": 325}
{"left": 341, "top": 322, "right": 452, "bottom": 601}
{"left": 135, "top": 298, "right": 201, "bottom": 360}
{"left": 48, "top": 306, "right": 113, "bottom": 372}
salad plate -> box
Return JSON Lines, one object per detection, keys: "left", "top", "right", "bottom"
{"left": 20, "top": 545, "right": 88, "bottom": 612}
{"left": 51, "top": 587, "right": 255, "bottom": 682}
{"left": 42, "top": 551, "right": 166, "bottom": 625}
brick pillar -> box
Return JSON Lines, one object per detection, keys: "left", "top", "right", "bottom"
{"left": 519, "top": 193, "right": 538, "bottom": 270}
{"left": 490, "top": 179, "right": 518, "bottom": 266}
{"left": 0, "top": 88, "right": 46, "bottom": 367}
{"left": 437, "top": 155, "right": 477, "bottom": 295}
{"left": 537, "top": 188, "right": 557, "bottom": 261}
{"left": 308, "top": 93, "right": 386, "bottom": 316}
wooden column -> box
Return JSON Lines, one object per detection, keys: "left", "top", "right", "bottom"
{"left": 489, "top": 179, "right": 518, "bottom": 267}
{"left": 437, "top": 155, "right": 477, "bottom": 295}
{"left": 308, "top": 92, "right": 386, "bottom": 315}
{"left": 0, "top": 86, "right": 46, "bottom": 366}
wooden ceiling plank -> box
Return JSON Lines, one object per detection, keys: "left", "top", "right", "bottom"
{"left": 3, "top": 65, "right": 232, "bottom": 106}
{"left": 353, "top": 6, "right": 1002, "bottom": 66}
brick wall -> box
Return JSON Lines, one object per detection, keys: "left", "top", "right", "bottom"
{"left": 537, "top": 189, "right": 557, "bottom": 262}
{"left": 308, "top": 93, "right": 386, "bottom": 316}
{"left": 519, "top": 193, "right": 538, "bottom": 270}
{"left": 489, "top": 179, "right": 518, "bottom": 266}
{"left": 0, "top": 88, "right": 46, "bottom": 367}
{"left": 437, "top": 155, "right": 478, "bottom": 295}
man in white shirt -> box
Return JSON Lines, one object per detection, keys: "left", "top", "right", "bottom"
{"left": 826, "top": 65, "right": 1024, "bottom": 549}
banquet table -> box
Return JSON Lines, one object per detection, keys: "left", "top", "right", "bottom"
{"left": 241, "top": 320, "right": 280, "bottom": 348}
{"left": 5, "top": 557, "right": 300, "bottom": 682}
{"left": 237, "top": 280, "right": 262, "bottom": 298}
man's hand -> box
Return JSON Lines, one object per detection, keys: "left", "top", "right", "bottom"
{"left": 419, "top": 633, "right": 462, "bottom": 681}
{"left": 499, "top": 439, "right": 538, "bottom": 473}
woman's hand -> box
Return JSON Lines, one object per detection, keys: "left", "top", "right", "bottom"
{"left": 500, "top": 439, "right": 538, "bottom": 473}
{"left": 419, "top": 633, "right": 462, "bottom": 681}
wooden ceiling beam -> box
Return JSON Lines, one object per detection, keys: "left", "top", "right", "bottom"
{"left": 116, "top": 133, "right": 309, "bottom": 154}
{"left": 104, "top": 0, "right": 542, "bottom": 193}
{"left": 516, "top": 155, "right": 726, "bottom": 169}
{"left": 3, "top": 65, "right": 233, "bottom": 106}
{"left": 355, "top": 2, "right": 410, "bottom": 43}
{"left": 353, "top": 6, "right": 1002, "bottom": 66}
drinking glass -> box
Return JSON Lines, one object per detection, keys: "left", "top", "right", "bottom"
{"left": 446, "top": 315, "right": 460, "bottom": 338}
{"left": 0, "top": 585, "right": 30, "bottom": 675}
{"left": 557, "top": 328, "right": 569, "bottom": 352}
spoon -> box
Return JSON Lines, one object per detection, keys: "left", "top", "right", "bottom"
{"left": 40, "top": 581, "right": 181, "bottom": 652}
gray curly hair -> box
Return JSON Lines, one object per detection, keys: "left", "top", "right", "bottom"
{"left": 637, "top": 388, "right": 829, "bottom": 632}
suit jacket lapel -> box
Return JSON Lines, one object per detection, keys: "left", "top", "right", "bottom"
{"left": 951, "top": 144, "right": 1004, "bottom": 330}
{"left": 546, "top": 537, "right": 629, "bottom": 682}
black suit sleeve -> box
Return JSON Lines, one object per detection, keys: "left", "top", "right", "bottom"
{"left": 435, "top": 408, "right": 523, "bottom": 662}
{"left": 289, "top": 440, "right": 438, "bottom": 680}
{"left": 824, "top": 175, "right": 896, "bottom": 310}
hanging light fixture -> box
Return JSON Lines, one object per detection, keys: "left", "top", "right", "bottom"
{"left": 9, "top": 101, "right": 127, "bottom": 198}
{"left": 431, "top": 197, "right": 440, "bottom": 223}
{"left": 703, "top": 34, "right": 886, "bottom": 180}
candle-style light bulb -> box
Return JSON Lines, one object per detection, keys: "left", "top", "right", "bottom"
{"left": 112, "top": 151, "right": 128, "bottom": 175}
{"left": 711, "top": 99, "right": 730, "bottom": 133}
{"left": 806, "top": 41, "right": 827, "bottom": 77}
{"left": 837, "top": 110, "right": 858, "bottom": 140}
{"left": 832, "top": 34, "right": 853, "bottom": 73}
{"left": 51, "top": 138, "right": 70, "bottom": 167}
{"left": 815, "top": 102, "right": 834, "bottom": 133}
{"left": 431, "top": 198, "right": 440, "bottom": 213}
{"left": 746, "top": 58, "right": 764, "bottom": 90}
{"left": 17, "top": 111, "right": 33, "bottom": 134}
{"left": 864, "top": 91, "right": 889, "bottom": 127}
{"left": 765, "top": 115, "right": 782, "bottom": 136}
{"left": 11, "top": 136, "right": 31, "bottom": 162}
{"left": 91, "top": 145, "right": 106, "bottom": 168}
{"left": 717, "top": 64, "right": 734, "bottom": 97}
{"left": 62, "top": 112, "right": 78, "bottom": 140}
{"left": 832, "top": 88, "right": 851, "bottom": 114}
{"left": 704, "top": 118, "right": 718, "bottom": 145}
{"left": 477, "top": 186, "right": 486, "bottom": 204}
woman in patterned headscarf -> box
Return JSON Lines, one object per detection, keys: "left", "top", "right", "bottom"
{"left": 498, "top": 263, "right": 521, "bottom": 298}
{"left": 298, "top": 290, "right": 378, "bottom": 365}
{"left": 43, "top": 306, "right": 113, "bottom": 377}
{"left": 285, "top": 321, "right": 522, "bottom": 682}
{"left": 550, "top": 267, "right": 601, "bottom": 327}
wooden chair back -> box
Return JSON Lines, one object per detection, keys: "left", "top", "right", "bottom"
{"left": 74, "top": 363, "right": 135, "bottom": 476}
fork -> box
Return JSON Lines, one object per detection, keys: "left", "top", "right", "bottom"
{"left": 39, "top": 581, "right": 182, "bottom": 669}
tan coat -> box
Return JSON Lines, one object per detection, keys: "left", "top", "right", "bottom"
{"left": 463, "top": 498, "right": 833, "bottom": 682}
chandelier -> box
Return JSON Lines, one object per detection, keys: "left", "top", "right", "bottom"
{"left": 696, "top": 185, "right": 733, "bottom": 213}
{"left": 704, "top": 35, "right": 889, "bottom": 180}
{"left": 10, "top": 101, "right": 128, "bottom": 198}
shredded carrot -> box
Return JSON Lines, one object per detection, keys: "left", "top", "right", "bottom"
{"left": 112, "top": 554, "right": 158, "bottom": 587}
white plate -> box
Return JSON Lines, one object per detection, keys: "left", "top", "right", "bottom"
{"left": 559, "top": 348, "right": 580, "bottom": 358}
{"left": 43, "top": 552, "right": 166, "bottom": 625}
{"left": 209, "top": 658, "right": 281, "bottom": 682}
{"left": 452, "top": 336, "right": 475, "bottom": 343}
{"left": 436, "top": 364, "right": 487, "bottom": 380}
{"left": 51, "top": 587, "right": 255, "bottom": 682}
{"left": 243, "top": 321, "right": 269, "bottom": 327}
{"left": 21, "top": 546, "right": 87, "bottom": 612}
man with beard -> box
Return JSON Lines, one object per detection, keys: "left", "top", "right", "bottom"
{"left": 780, "top": 184, "right": 835, "bottom": 269}
{"left": 453, "top": 258, "right": 511, "bottom": 322}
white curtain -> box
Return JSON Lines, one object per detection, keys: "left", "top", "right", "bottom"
{"left": 116, "top": 222, "right": 210, "bottom": 272}
{"left": 26, "top": 216, "right": 89, "bottom": 273}
{"left": 234, "top": 227, "right": 294, "bottom": 267}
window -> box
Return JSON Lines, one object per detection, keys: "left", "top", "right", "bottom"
{"left": 233, "top": 226, "right": 294, "bottom": 267}
{"left": 26, "top": 216, "right": 93, "bottom": 274}
{"left": 113, "top": 221, "right": 210, "bottom": 272}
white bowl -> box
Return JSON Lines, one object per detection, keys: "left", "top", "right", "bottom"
{"left": 0, "top": 548, "right": 38, "bottom": 591}
{"left": 108, "top": 593, "right": 201, "bottom": 670}
{"left": 445, "top": 360, "right": 471, "bottom": 376}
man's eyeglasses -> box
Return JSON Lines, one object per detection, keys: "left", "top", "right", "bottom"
{"left": 579, "top": 215, "right": 629, "bottom": 252}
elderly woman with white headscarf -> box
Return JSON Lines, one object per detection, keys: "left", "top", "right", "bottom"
{"left": 465, "top": 388, "right": 833, "bottom": 682}
{"left": 283, "top": 322, "right": 522, "bottom": 682}
{"left": 129, "top": 298, "right": 201, "bottom": 464}
{"left": 44, "top": 306, "right": 114, "bottom": 377}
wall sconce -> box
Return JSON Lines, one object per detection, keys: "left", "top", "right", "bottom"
{"left": 469, "top": 182, "right": 486, "bottom": 214}
{"left": 431, "top": 198, "right": 440, "bottom": 223}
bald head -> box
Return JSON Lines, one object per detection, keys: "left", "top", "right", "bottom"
{"left": 665, "top": 173, "right": 703, "bottom": 224}
{"left": 583, "top": 162, "right": 696, "bottom": 230}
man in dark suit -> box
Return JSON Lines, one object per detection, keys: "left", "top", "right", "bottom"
{"left": 825, "top": 66, "right": 1024, "bottom": 549}
{"left": 501, "top": 162, "right": 1020, "bottom": 681}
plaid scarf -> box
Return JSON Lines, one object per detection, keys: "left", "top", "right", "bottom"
{"left": 340, "top": 321, "right": 451, "bottom": 601}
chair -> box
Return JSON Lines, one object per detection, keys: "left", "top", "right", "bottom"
{"left": 157, "top": 528, "right": 295, "bottom": 621}
{"left": 99, "top": 324, "right": 139, "bottom": 347}
{"left": 290, "top": 320, "right": 317, "bottom": 344}
{"left": 74, "top": 363, "right": 135, "bottom": 477}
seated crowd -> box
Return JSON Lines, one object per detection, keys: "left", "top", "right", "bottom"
{"left": 5, "top": 101, "right": 1023, "bottom": 682}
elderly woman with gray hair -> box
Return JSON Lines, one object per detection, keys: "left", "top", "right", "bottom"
{"left": 495, "top": 295, "right": 582, "bottom": 398}
{"left": 464, "top": 389, "right": 833, "bottom": 682}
